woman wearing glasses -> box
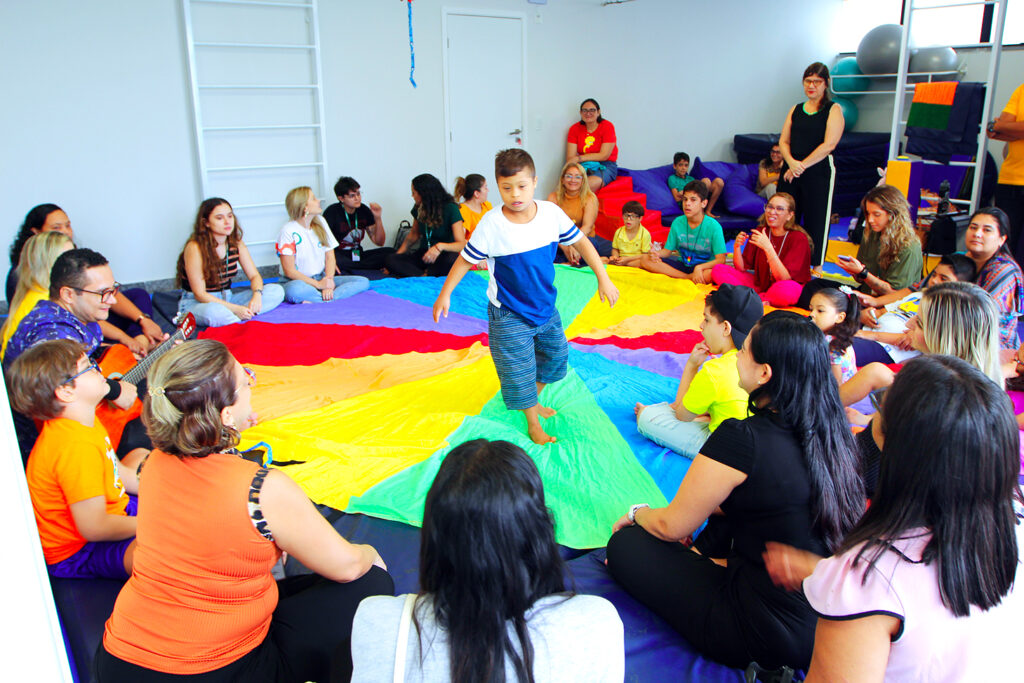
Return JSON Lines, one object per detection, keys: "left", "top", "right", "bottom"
{"left": 548, "top": 160, "right": 611, "bottom": 263}
{"left": 566, "top": 98, "right": 618, "bottom": 193}
{"left": 96, "top": 339, "right": 393, "bottom": 682}
{"left": 711, "top": 192, "right": 811, "bottom": 307}
{"left": 777, "top": 63, "right": 845, "bottom": 268}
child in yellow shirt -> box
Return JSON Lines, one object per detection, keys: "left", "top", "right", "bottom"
{"left": 606, "top": 201, "right": 652, "bottom": 267}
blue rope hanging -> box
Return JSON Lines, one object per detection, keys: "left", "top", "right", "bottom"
{"left": 407, "top": 0, "right": 417, "bottom": 88}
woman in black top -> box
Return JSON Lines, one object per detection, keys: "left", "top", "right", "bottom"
{"left": 777, "top": 62, "right": 845, "bottom": 267}
{"left": 607, "top": 310, "right": 864, "bottom": 671}
{"left": 386, "top": 174, "right": 466, "bottom": 278}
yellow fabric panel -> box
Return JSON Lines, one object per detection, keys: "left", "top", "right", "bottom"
{"left": 247, "top": 343, "right": 489, "bottom": 422}
{"left": 239, "top": 353, "right": 499, "bottom": 510}
{"left": 563, "top": 266, "right": 703, "bottom": 339}
{"left": 885, "top": 158, "right": 914, "bottom": 198}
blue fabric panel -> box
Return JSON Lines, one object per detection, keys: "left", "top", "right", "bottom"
{"left": 370, "top": 271, "right": 490, "bottom": 320}
{"left": 565, "top": 550, "right": 745, "bottom": 682}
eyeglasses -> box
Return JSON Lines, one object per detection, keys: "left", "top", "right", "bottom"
{"left": 764, "top": 204, "right": 791, "bottom": 213}
{"left": 563, "top": 174, "right": 584, "bottom": 181}
{"left": 803, "top": 78, "right": 826, "bottom": 87}
{"left": 71, "top": 282, "right": 121, "bottom": 301}
{"left": 62, "top": 360, "right": 100, "bottom": 386}
{"left": 580, "top": 108, "right": 598, "bottom": 114}
{"left": 243, "top": 366, "right": 257, "bottom": 388}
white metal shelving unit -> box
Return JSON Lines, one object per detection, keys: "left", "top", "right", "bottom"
{"left": 181, "top": 0, "right": 329, "bottom": 253}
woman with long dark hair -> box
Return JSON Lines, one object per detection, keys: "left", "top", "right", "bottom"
{"left": 963, "top": 206, "right": 1024, "bottom": 349}
{"left": 351, "top": 439, "right": 624, "bottom": 682}
{"left": 607, "top": 310, "right": 864, "bottom": 671}
{"left": 766, "top": 355, "right": 1022, "bottom": 680}
{"left": 386, "top": 174, "right": 466, "bottom": 277}
{"left": 777, "top": 62, "right": 845, "bottom": 267}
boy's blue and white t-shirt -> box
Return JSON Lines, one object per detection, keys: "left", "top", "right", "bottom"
{"left": 462, "top": 200, "right": 583, "bottom": 326}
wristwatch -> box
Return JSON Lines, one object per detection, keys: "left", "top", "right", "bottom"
{"left": 135, "top": 313, "right": 151, "bottom": 324}
{"left": 855, "top": 266, "right": 869, "bottom": 283}
{"left": 628, "top": 503, "right": 649, "bottom": 524}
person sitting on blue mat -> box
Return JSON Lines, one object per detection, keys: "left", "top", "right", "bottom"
{"left": 607, "top": 310, "right": 864, "bottom": 672}
{"left": 351, "top": 438, "right": 625, "bottom": 682}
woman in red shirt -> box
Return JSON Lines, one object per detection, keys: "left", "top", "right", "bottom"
{"left": 566, "top": 98, "right": 619, "bottom": 192}
{"left": 96, "top": 339, "right": 392, "bottom": 682}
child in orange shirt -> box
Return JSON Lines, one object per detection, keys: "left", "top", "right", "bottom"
{"left": 7, "top": 339, "right": 143, "bottom": 578}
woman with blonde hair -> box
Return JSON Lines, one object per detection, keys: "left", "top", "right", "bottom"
{"left": 711, "top": 192, "right": 812, "bottom": 307}
{"left": 177, "top": 197, "right": 285, "bottom": 327}
{"left": 836, "top": 184, "right": 923, "bottom": 295}
{"left": 548, "top": 160, "right": 611, "bottom": 264}
{"left": 1, "top": 231, "right": 74, "bottom": 358}
{"left": 97, "top": 339, "right": 392, "bottom": 681}
{"left": 276, "top": 186, "right": 369, "bottom": 303}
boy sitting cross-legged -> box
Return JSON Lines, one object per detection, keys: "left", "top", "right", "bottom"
{"left": 641, "top": 180, "right": 727, "bottom": 283}
{"left": 604, "top": 200, "right": 652, "bottom": 267}
{"left": 434, "top": 148, "right": 619, "bottom": 445}
{"left": 634, "top": 284, "right": 763, "bottom": 459}
{"left": 7, "top": 339, "right": 143, "bottom": 579}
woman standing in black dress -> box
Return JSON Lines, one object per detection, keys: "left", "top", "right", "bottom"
{"left": 777, "top": 62, "right": 845, "bottom": 267}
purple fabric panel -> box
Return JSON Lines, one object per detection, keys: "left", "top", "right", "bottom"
{"left": 566, "top": 551, "right": 745, "bottom": 682}
{"left": 570, "top": 342, "right": 688, "bottom": 378}
{"left": 252, "top": 290, "right": 487, "bottom": 336}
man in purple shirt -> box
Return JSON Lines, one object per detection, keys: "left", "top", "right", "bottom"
{"left": 4, "top": 249, "right": 139, "bottom": 461}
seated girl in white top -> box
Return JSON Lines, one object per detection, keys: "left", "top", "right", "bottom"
{"left": 351, "top": 438, "right": 624, "bottom": 683}
{"left": 764, "top": 354, "right": 1023, "bottom": 682}
{"left": 276, "top": 186, "right": 369, "bottom": 303}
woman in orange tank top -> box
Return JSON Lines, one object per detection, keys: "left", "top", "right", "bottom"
{"left": 96, "top": 339, "right": 393, "bottom": 682}
{"left": 548, "top": 161, "right": 612, "bottom": 264}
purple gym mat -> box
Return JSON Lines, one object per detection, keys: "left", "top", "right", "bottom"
{"left": 254, "top": 290, "right": 487, "bottom": 336}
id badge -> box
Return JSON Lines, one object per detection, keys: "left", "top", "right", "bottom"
{"left": 352, "top": 247, "right": 361, "bottom": 262}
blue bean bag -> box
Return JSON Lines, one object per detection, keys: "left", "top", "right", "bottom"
{"left": 721, "top": 164, "right": 765, "bottom": 218}
{"left": 622, "top": 164, "right": 679, "bottom": 218}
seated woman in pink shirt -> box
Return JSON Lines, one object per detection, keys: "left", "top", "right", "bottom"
{"left": 764, "top": 354, "right": 1023, "bottom": 682}
{"left": 711, "top": 193, "right": 811, "bottom": 307}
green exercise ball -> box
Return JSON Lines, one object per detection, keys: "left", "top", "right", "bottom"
{"left": 833, "top": 95, "right": 858, "bottom": 130}
{"left": 832, "top": 57, "right": 869, "bottom": 97}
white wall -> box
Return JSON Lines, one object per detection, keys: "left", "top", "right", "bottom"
{"left": 1, "top": 0, "right": 849, "bottom": 289}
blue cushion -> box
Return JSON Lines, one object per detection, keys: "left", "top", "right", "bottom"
{"left": 721, "top": 164, "right": 765, "bottom": 218}
{"left": 624, "top": 164, "right": 680, "bottom": 218}
{"left": 692, "top": 158, "right": 740, "bottom": 182}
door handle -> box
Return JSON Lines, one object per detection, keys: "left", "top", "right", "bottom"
{"left": 507, "top": 128, "right": 522, "bottom": 135}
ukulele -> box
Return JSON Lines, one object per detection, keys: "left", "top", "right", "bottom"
{"left": 96, "top": 313, "right": 196, "bottom": 447}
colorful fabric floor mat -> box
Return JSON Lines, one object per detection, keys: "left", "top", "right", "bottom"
{"left": 199, "top": 265, "right": 713, "bottom": 550}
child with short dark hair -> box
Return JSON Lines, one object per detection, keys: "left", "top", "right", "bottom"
{"left": 635, "top": 284, "right": 762, "bottom": 459}
{"left": 668, "top": 152, "right": 725, "bottom": 217}
{"left": 606, "top": 200, "right": 652, "bottom": 267}
{"left": 433, "top": 148, "right": 619, "bottom": 444}
{"left": 7, "top": 339, "right": 141, "bottom": 579}
{"left": 641, "top": 180, "right": 726, "bottom": 283}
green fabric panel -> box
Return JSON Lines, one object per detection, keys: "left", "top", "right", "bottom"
{"left": 906, "top": 101, "right": 951, "bottom": 130}
{"left": 345, "top": 368, "right": 668, "bottom": 549}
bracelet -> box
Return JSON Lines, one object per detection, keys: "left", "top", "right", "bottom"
{"left": 252, "top": 288, "right": 263, "bottom": 294}
{"left": 628, "top": 503, "right": 649, "bottom": 524}
{"left": 135, "top": 313, "right": 150, "bottom": 324}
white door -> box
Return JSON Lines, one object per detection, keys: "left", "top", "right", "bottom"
{"left": 443, "top": 11, "right": 525, "bottom": 205}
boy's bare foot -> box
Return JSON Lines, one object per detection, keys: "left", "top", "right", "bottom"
{"left": 538, "top": 405, "right": 556, "bottom": 418}
{"left": 634, "top": 402, "right": 647, "bottom": 419}
{"left": 528, "top": 423, "right": 557, "bottom": 445}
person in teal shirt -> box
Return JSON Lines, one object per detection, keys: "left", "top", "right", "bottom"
{"left": 641, "top": 180, "right": 726, "bottom": 283}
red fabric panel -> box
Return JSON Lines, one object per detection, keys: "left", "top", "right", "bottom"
{"left": 199, "top": 322, "right": 487, "bottom": 366}
{"left": 572, "top": 330, "right": 705, "bottom": 353}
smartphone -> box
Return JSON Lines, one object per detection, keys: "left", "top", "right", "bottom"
{"left": 837, "top": 254, "right": 853, "bottom": 262}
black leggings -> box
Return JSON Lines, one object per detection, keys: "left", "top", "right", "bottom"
{"left": 94, "top": 567, "right": 394, "bottom": 683}
{"left": 606, "top": 525, "right": 814, "bottom": 670}
{"left": 385, "top": 249, "right": 459, "bottom": 278}
{"left": 777, "top": 157, "right": 835, "bottom": 267}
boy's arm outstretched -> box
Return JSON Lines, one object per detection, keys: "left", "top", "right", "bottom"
{"left": 433, "top": 255, "right": 475, "bottom": 322}
{"left": 574, "top": 237, "right": 620, "bottom": 306}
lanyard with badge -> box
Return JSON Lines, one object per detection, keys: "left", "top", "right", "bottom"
{"left": 344, "top": 210, "right": 362, "bottom": 261}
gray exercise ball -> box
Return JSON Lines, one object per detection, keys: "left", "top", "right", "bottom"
{"left": 856, "top": 24, "right": 906, "bottom": 75}
{"left": 909, "top": 46, "right": 958, "bottom": 80}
